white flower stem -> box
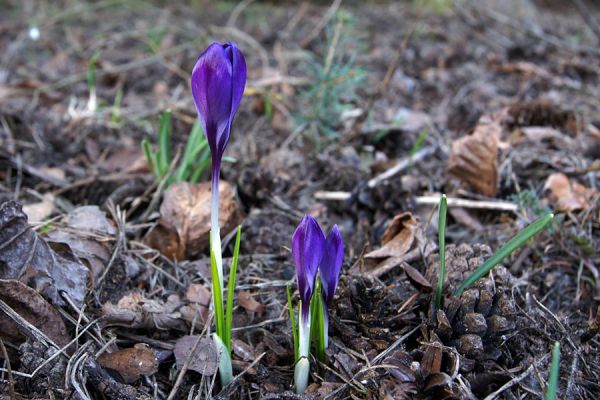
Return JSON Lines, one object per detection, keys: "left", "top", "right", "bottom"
{"left": 213, "top": 333, "right": 233, "bottom": 386}
{"left": 295, "top": 301, "right": 311, "bottom": 394}
{"left": 211, "top": 173, "right": 223, "bottom": 293}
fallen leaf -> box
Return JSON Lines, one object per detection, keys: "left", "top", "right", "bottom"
{"left": 366, "top": 212, "right": 418, "bottom": 258}
{"left": 0, "top": 201, "right": 89, "bottom": 307}
{"left": 448, "top": 115, "right": 500, "bottom": 196}
{"left": 403, "top": 264, "right": 432, "bottom": 291}
{"left": 0, "top": 279, "right": 71, "bottom": 347}
{"left": 45, "top": 206, "right": 115, "bottom": 282}
{"left": 102, "top": 292, "right": 187, "bottom": 331}
{"left": 143, "top": 222, "right": 183, "bottom": 260}
{"left": 97, "top": 343, "right": 159, "bottom": 383}
{"left": 173, "top": 336, "right": 218, "bottom": 376}
{"left": 146, "top": 181, "right": 244, "bottom": 259}
{"left": 22, "top": 194, "right": 55, "bottom": 222}
{"left": 506, "top": 100, "right": 580, "bottom": 136}
{"left": 238, "top": 291, "right": 265, "bottom": 315}
{"left": 544, "top": 173, "right": 595, "bottom": 212}
{"left": 186, "top": 283, "right": 211, "bottom": 306}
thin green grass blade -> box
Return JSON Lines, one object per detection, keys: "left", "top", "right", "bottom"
{"left": 141, "top": 139, "right": 160, "bottom": 179}
{"left": 410, "top": 127, "right": 427, "bottom": 157}
{"left": 315, "top": 293, "right": 326, "bottom": 362}
{"left": 189, "top": 148, "right": 211, "bottom": 183}
{"left": 210, "top": 240, "right": 225, "bottom": 340}
{"left": 157, "top": 109, "right": 172, "bottom": 176}
{"left": 287, "top": 284, "right": 299, "bottom": 361}
{"left": 224, "top": 225, "right": 242, "bottom": 354}
{"left": 546, "top": 341, "right": 560, "bottom": 400}
{"left": 454, "top": 213, "right": 554, "bottom": 296}
{"left": 435, "top": 194, "right": 447, "bottom": 310}
{"left": 176, "top": 121, "right": 207, "bottom": 182}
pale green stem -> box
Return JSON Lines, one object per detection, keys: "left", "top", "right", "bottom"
{"left": 295, "top": 301, "right": 311, "bottom": 394}
{"left": 213, "top": 333, "right": 233, "bottom": 386}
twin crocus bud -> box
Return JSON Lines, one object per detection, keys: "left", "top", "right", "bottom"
{"left": 291, "top": 215, "right": 344, "bottom": 394}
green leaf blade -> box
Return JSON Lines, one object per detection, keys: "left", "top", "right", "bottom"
{"left": 454, "top": 213, "right": 554, "bottom": 296}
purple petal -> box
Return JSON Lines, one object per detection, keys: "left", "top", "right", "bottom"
{"left": 320, "top": 225, "right": 344, "bottom": 306}
{"left": 292, "top": 215, "right": 325, "bottom": 319}
{"left": 191, "top": 42, "right": 247, "bottom": 163}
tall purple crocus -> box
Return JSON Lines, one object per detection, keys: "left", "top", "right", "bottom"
{"left": 191, "top": 42, "right": 246, "bottom": 285}
{"left": 191, "top": 42, "right": 246, "bottom": 386}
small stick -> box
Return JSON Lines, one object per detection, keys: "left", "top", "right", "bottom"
{"left": 0, "top": 339, "right": 16, "bottom": 399}
{"left": 300, "top": 0, "right": 343, "bottom": 48}
{"left": 367, "top": 146, "right": 437, "bottom": 188}
{"left": 415, "top": 195, "right": 519, "bottom": 212}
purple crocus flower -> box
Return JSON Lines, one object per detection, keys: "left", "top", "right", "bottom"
{"left": 191, "top": 42, "right": 246, "bottom": 173}
{"left": 292, "top": 215, "right": 325, "bottom": 321}
{"left": 320, "top": 225, "right": 344, "bottom": 306}
{"left": 191, "top": 42, "right": 246, "bottom": 287}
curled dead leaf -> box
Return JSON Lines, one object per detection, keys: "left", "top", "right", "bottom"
{"left": 97, "top": 343, "right": 159, "bottom": 383}
{"left": 145, "top": 181, "right": 245, "bottom": 259}
{"left": 448, "top": 115, "right": 500, "bottom": 197}
{"left": 544, "top": 173, "right": 596, "bottom": 212}
{"left": 366, "top": 212, "right": 417, "bottom": 258}
{"left": 0, "top": 201, "right": 89, "bottom": 307}
{"left": 173, "top": 335, "right": 218, "bottom": 376}
{"left": 238, "top": 291, "right": 265, "bottom": 315}
{"left": 102, "top": 292, "right": 187, "bottom": 331}
{"left": 0, "top": 279, "right": 70, "bottom": 347}
{"left": 45, "top": 205, "right": 115, "bottom": 282}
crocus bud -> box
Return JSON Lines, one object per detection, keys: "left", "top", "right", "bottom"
{"left": 191, "top": 42, "right": 247, "bottom": 171}
{"left": 320, "top": 225, "right": 344, "bottom": 306}
{"left": 292, "top": 215, "right": 325, "bottom": 321}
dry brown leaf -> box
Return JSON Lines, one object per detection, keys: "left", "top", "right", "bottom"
{"left": 143, "top": 222, "right": 183, "bottom": 260}
{"left": 102, "top": 292, "right": 187, "bottom": 331}
{"left": 0, "top": 201, "right": 89, "bottom": 307}
{"left": 0, "top": 279, "right": 71, "bottom": 347}
{"left": 403, "top": 264, "right": 432, "bottom": 291}
{"left": 448, "top": 115, "right": 500, "bottom": 196}
{"left": 97, "top": 343, "right": 159, "bottom": 383}
{"left": 238, "top": 291, "right": 265, "bottom": 315}
{"left": 544, "top": 173, "right": 595, "bottom": 212}
{"left": 186, "top": 283, "right": 211, "bottom": 306}
{"left": 365, "top": 212, "right": 417, "bottom": 258}
{"left": 146, "top": 181, "right": 244, "bottom": 259}
{"left": 173, "top": 336, "right": 218, "bottom": 376}
{"left": 45, "top": 206, "right": 115, "bottom": 282}
{"left": 22, "top": 194, "right": 55, "bottom": 222}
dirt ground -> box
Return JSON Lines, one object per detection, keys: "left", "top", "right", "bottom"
{"left": 1, "top": 0, "right": 599, "bottom": 399}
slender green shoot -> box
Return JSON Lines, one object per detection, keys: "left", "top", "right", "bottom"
{"left": 210, "top": 242, "right": 225, "bottom": 341}
{"left": 142, "top": 115, "right": 211, "bottom": 187}
{"left": 309, "top": 279, "right": 326, "bottom": 362}
{"left": 410, "top": 128, "right": 428, "bottom": 158}
{"left": 435, "top": 194, "right": 447, "bottom": 309}
{"left": 157, "top": 109, "right": 172, "bottom": 177}
{"left": 224, "top": 226, "right": 242, "bottom": 354}
{"left": 141, "top": 138, "right": 160, "bottom": 178}
{"left": 546, "top": 341, "right": 561, "bottom": 400}
{"left": 287, "top": 284, "right": 299, "bottom": 361}
{"left": 454, "top": 213, "right": 554, "bottom": 296}
{"left": 111, "top": 87, "right": 123, "bottom": 125}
